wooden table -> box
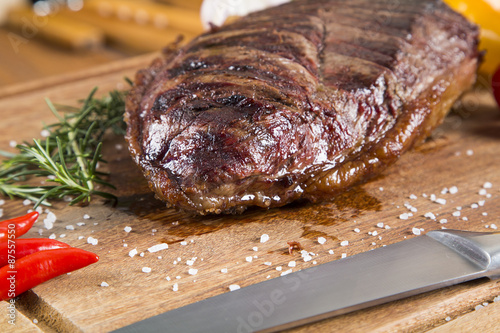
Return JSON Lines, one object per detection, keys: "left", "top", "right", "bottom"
{"left": 0, "top": 53, "right": 499, "bottom": 332}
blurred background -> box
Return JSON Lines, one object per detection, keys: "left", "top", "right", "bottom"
{"left": 0, "top": 0, "right": 499, "bottom": 90}
{"left": 0, "top": 0, "right": 204, "bottom": 89}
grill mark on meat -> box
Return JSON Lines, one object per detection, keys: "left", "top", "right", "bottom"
{"left": 126, "top": 0, "right": 479, "bottom": 214}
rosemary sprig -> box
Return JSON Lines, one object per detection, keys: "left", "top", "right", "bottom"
{"left": 0, "top": 87, "right": 127, "bottom": 208}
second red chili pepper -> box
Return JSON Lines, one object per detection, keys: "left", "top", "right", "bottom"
{"left": 0, "top": 238, "right": 71, "bottom": 267}
{"left": 0, "top": 248, "right": 99, "bottom": 301}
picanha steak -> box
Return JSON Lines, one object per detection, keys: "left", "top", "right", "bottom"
{"left": 126, "top": 0, "right": 480, "bottom": 214}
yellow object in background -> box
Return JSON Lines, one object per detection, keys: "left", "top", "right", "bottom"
{"left": 444, "top": 0, "right": 500, "bottom": 74}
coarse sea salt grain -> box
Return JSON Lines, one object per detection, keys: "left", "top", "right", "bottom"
{"left": 424, "top": 212, "right": 436, "bottom": 220}
{"left": 452, "top": 211, "right": 461, "bottom": 217}
{"left": 124, "top": 226, "right": 132, "bottom": 233}
{"left": 483, "top": 182, "right": 493, "bottom": 189}
{"left": 142, "top": 267, "right": 151, "bottom": 273}
{"left": 180, "top": 241, "right": 188, "bottom": 246}
{"left": 354, "top": 228, "right": 360, "bottom": 233}
{"left": 246, "top": 256, "right": 253, "bottom": 263}
{"left": 264, "top": 262, "right": 272, "bottom": 266}
{"left": 49, "top": 233, "right": 56, "bottom": 239}
{"left": 260, "top": 234, "right": 270, "bottom": 243}
{"left": 439, "top": 219, "right": 448, "bottom": 224}
{"left": 288, "top": 261, "right": 296, "bottom": 267}
{"left": 340, "top": 240, "right": 349, "bottom": 246}
{"left": 377, "top": 222, "right": 384, "bottom": 228}
{"left": 188, "top": 268, "right": 198, "bottom": 275}
{"left": 471, "top": 203, "right": 479, "bottom": 209}
{"left": 491, "top": 224, "right": 498, "bottom": 230}
{"left": 221, "top": 268, "right": 228, "bottom": 273}
{"left": 186, "top": 260, "right": 195, "bottom": 266}
{"left": 252, "top": 246, "right": 258, "bottom": 251}
{"left": 329, "top": 250, "right": 334, "bottom": 254}
{"left": 409, "top": 194, "right": 418, "bottom": 200}
{"left": 83, "top": 214, "right": 90, "bottom": 219}
{"left": 341, "top": 253, "right": 347, "bottom": 259}
{"left": 399, "top": 213, "right": 410, "bottom": 220}
{"left": 101, "top": 282, "right": 109, "bottom": 287}
{"left": 276, "top": 266, "right": 282, "bottom": 271}
{"left": 435, "top": 198, "right": 446, "bottom": 205}
{"left": 65, "top": 225, "right": 74, "bottom": 230}
{"left": 479, "top": 189, "right": 487, "bottom": 196}
{"left": 281, "top": 269, "right": 293, "bottom": 276}
{"left": 229, "top": 285, "right": 240, "bottom": 291}
{"left": 128, "top": 248, "right": 138, "bottom": 257}
{"left": 449, "top": 186, "right": 458, "bottom": 194}
{"left": 172, "top": 283, "right": 179, "bottom": 292}
{"left": 148, "top": 243, "right": 168, "bottom": 253}
{"left": 87, "top": 237, "right": 98, "bottom": 245}
{"left": 412, "top": 227, "right": 421, "bottom": 236}
{"left": 318, "top": 237, "right": 326, "bottom": 244}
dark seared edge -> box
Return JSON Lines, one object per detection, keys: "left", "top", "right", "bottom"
{"left": 125, "top": 0, "right": 480, "bottom": 214}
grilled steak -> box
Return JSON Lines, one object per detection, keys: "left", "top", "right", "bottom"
{"left": 126, "top": 0, "right": 480, "bottom": 214}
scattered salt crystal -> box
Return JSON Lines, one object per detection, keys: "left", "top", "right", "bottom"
{"left": 188, "top": 268, "right": 198, "bottom": 275}
{"left": 424, "top": 212, "right": 436, "bottom": 220}
{"left": 478, "top": 200, "right": 485, "bottom": 207}
{"left": 76, "top": 222, "right": 85, "bottom": 227}
{"left": 128, "top": 249, "right": 138, "bottom": 258}
{"left": 260, "top": 234, "right": 270, "bottom": 243}
{"left": 354, "top": 228, "right": 360, "bottom": 233}
{"left": 49, "top": 233, "right": 56, "bottom": 239}
{"left": 40, "top": 129, "right": 50, "bottom": 137}
{"left": 65, "top": 225, "right": 74, "bottom": 230}
{"left": 479, "top": 189, "right": 487, "bottom": 196}
{"left": 409, "top": 194, "right": 418, "bottom": 200}
{"left": 288, "top": 261, "right": 296, "bottom": 267}
{"left": 491, "top": 224, "right": 498, "bottom": 230}
{"left": 435, "top": 198, "right": 446, "bottom": 205}
{"left": 385, "top": 225, "right": 391, "bottom": 229}
{"left": 9, "top": 140, "right": 16, "bottom": 147}
{"left": 176, "top": 276, "right": 181, "bottom": 279}
{"left": 318, "top": 237, "right": 326, "bottom": 244}
{"left": 172, "top": 283, "right": 179, "bottom": 292}
{"left": 328, "top": 250, "right": 334, "bottom": 254}
{"left": 452, "top": 211, "right": 461, "bottom": 217}
{"left": 180, "top": 241, "right": 188, "bottom": 246}
{"left": 441, "top": 188, "right": 448, "bottom": 194}
{"left": 33, "top": 319, "right": 38, "bottom": 324}
{"left": 252, "top": 246, "right": 258, "bottom": 251}
{"left": 124, "top": 226, "right": 132, "bottom": 233}
{"left": 142, "top": 267, "right": 151, "bottom": 273}
{"left": 281, "top": 269, "right": 293, "bottom": 276}
{"left": 276, "top": 266, "right": 282, "bottom": 271}
{"left": 246, "top": 256, "right": 253, "bottom": 263}
{"left": 466, "top": 149, "right": 474, "bottom": 156}
{"left": 229, "top": 285, "right": 240, "bottom": 291}
{"left": 340, "top": 240, "right": 349, "bottom": 246}
{"left": 471, "top": 203, "right": 479, "bottom": 209}
{"left": 483, "top": 182, "right": 493, "bottom": 189}
{"left": 399, "top": 213, "right": 410, "bottom": 220}
{"left": 123, "top": 244, "right": 128, "bottom": 247}
{"left": 445, "top": 316, "right": 451, "bottom": 322}
{"left": 379, "top": 187, "right": 384, "bottom": 191}
{"left": 140, "top": 252, "right": 145, "bottom": 257}
{"left": 449, "top": 186, "right": 458, "bottom": 194}
{"left": 148, "top": 243, "right": 168, "bottom": 253}
{"left": 341, "top": 253, "right": 347, "bottom": 259}
{"left": 412, "top": 227, "right": 421, "bottom": 236}
{"left": 186, "top": 260, "right": 194, "bottom": 266}
{"left": 494, "top": 296, "right": 500, "bottom": 302}
{"left": 78, "top": 236, "right": 84, "bottom": 240}
{"left": 87, "top": 237, "right": 98, "bottom": 245}
{"left": 372, "top": 231, "right": 378, "bottom": 236}
{"left": 101, "top": 282, "right": 109, "bottom": 287}
{"left": 166, "top": 276, "right": 171, "bottom": 281}
{"left": 59, "top": 234, "right": 66, "bottom": 238}
{"left": 221, "top": 268, "right": 228, "bottom": 273}
{"left": 0, "top": 200, "right": 4, "bottom": 206}
{"left": 475, "top": 304, "right": 484, "bottom": 311}
{"left": 439, "top": 219, "right": 448, "bottom": 224}
{"left": 482, "top": 212, "right": 488, "bottom": 216}
{"left": 462, "top": 217, "right": 469, "bottom": 221}
{"left": 377, "top": 222, "right": 384, "bottom": 228}
{"left": 83, "top": 214, "right": 90, "bottom": 219}
{"left": 264, "top": 262, "right": 272, "bottom": 266}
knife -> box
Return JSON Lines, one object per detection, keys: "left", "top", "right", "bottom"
{"left": 113, "top": 229, "right": 500, "bottom": 333}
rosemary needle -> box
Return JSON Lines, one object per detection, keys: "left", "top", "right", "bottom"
{"left": 0, "top": 87, "right": 127, "bottom": 208}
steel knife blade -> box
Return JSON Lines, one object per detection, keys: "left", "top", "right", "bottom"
{"left": 113, "top": 229, "right": 500, "bottom": 333}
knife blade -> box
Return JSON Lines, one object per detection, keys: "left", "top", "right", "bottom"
{"left": 113, "top": 229, "right": 500, "bottom": 333}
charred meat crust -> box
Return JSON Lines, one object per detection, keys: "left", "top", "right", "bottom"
{"left": 125, "top": 0, "right": 480, "bottom": 214}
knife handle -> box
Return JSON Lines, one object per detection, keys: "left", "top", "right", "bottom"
{"left": 427, "top": 230, "right": 500, "bottom": 279}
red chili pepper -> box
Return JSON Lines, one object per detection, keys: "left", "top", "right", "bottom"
{"left": 0, "top": 248, "right": 99, "bottom": 301}
{"left": 493, "top": 65, "right": 500, "bottom": 108}
{"left": 0, "top": 238, "right": 71, "bottom": 267}
{"left": 0, "top": 212, "right": 39, "bottom": 241}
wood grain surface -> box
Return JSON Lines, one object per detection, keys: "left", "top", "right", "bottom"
{"left": 0, "top": 55, "right": 499, "bottom": 332}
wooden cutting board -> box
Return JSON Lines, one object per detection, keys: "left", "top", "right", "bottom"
{"left": 0, "top": 55, "right": 499, "bottom": 333}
